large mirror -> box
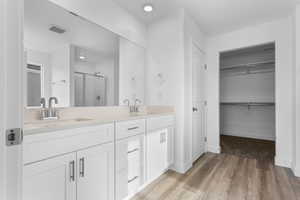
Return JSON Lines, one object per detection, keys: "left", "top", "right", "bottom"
{"left": 24, "top": 0, "right": 145, "bottom": 108}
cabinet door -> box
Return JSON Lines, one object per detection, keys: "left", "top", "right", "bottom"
{"left": 146, "top": 129, "right": 168, "bottom": 182}
{"left": 116, "top": 135, "right": 145, "bottom": 200}
{"left": 115, "top": 140, "right": 128, "bottom": 200}
{"left": 77, "top": 143, "right": 114, "bottom": 200}
{"left": 167, "top": 127, "right": 174, "bottom": 167}
{"left": 23, "top": 153, "right": 76, "bottom": 200}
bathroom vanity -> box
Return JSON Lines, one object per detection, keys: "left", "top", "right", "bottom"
{"left": 23, "top": 108, "right": 175, "bottom": 200}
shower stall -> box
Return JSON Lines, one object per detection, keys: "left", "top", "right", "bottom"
{"left": 74, "top": 72, "right": 107, "bottom": 107}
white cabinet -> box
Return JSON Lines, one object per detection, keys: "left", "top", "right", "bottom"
{"left": 23, "top": 115, "right": 175, "bottom": 200}
{"left": 146, "top": 129, "right": 168, "bottom": 182}
{"left": 23, "top": 153, "right": 76, "bottom": 200}
{"left": 115, "top": 133, "right": 145, "bottom": 200}
{"left": 23, "top": 143, "right": 114, "bottom": 200}
{"left": 146, "top": 116, "right": 175, "bottom": 183}
{"left": 77, "top": 143, "right": 114, "bottom": 200}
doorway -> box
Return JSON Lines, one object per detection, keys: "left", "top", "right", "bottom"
{"left": 219, "top": 43, "right": 276, "bottom": 161}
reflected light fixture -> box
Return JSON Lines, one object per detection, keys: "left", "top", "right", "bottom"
{"left": 79, "top": 55, "right": 86, "bottom": 60}
{"left": 143, "top": 4, "right": 153, "bottom": 12}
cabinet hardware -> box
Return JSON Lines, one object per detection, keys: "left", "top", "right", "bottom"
{"left": 6, "top": 128, "right": 23, "bottom": 146}
{"left": 79, "top": 158, "right": 85, "bottom": 177}
{"left": 128, "top": 148, "right": 139, "bottom": 154}
{"left": 160, "top": 132, "right": 166, "bottom": 143}
{"left": 192, "top": 107, "right": 198, "bottom": 112}
{"left": 69, "top": 161, "right": 75, "bottom": 182}
{"left": 128, "top": 176, "right": 138, "bottom": 183}
{"left": 128, "top": 126, "right": 139, "bottom": 131}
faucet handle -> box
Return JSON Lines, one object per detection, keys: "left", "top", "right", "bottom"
{"left": 134, "top": 99, "right": 142, "bottom": 113}
{"left": 40, "top": 98, "right": 46, "bottom": 108}
{"left": 123, "top": 99, "right": 130, "bottom": 106}
{"left": 135, "top": 99, "right": 142, "bottom": 104}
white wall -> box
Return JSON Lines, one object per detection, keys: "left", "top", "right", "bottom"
{"left": 26, "top": 49, "right": 52, "bottom": 102}
{"left": 51, "top": 44, "right": 71, "bottom": 107}
{"left": 207, "top": 17, "right": 294, "bottom": 168}
{"left": 119, "top": 37, "right": 145, "bottom": 105}
{"left": 146, "top": 10, "right": 185, "bottom": 172}
{"left": 146, "top": 10, "right": 206, "bottom": 173}
{"left": 48, "top": 0, "right": 147, "bottom": 48}
{"left": 183, "top": 12, "right": 206, "bottom": 171}
{"left": 293, "top": 4, "right": 300, "bottom": 177}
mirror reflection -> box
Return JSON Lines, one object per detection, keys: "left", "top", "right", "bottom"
{"left": 25, "top": 0, "right": 136, "bottom": 108}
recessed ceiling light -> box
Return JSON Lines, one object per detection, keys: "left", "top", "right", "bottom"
{"left": 143, "top": 4, "right": 153, "bottom": 13}
{"left": 79, "top": 56, "right": 86, "bottom": 60}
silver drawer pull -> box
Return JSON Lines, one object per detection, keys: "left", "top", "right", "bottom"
{"left": 79, "top": 157, "right": 85, "bottom": 178}
{"left": 128, "top": 126, "right": 139, "bottom": 131}
{"left": 128, "top": 148, "right": 139, "bottom": 154}
{"left": 69, "top": 160, "right": 75, "bottom": 182}
{"left": 160, "top": 132, "right": 166, "bottom": 143}
{"left": 128, "top": 176, "right": 139, "bottom": 183}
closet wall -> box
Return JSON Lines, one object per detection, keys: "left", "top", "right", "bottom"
{"left": 220, "top": 43, "right": 276, "bottom": 141}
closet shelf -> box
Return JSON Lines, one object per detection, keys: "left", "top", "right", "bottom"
{"left": 220, "top": 60, "right": 275, "bottom": 75}
{"left": 220, "top": 102, "right": 275, "bottom": 107}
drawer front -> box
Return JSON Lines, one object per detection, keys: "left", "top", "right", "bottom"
{"left": 116, "top": 119, "right": 145, "bottom": 140}
{"left": 23, "top": 123, "right": 114, "bottom": 164}
{"left": 147, "top": 115, "right": 175, "bottom": 132}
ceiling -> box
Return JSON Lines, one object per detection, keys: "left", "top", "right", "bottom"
{"left": 112, "top": 0, "right": 298, "bottom": 35}
{"left": 25, "top": 0, "right": 118, "bottom": 54}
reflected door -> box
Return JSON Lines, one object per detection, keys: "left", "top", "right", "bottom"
{"left": 74, "top": 73, "right": 107, "bottom": 107}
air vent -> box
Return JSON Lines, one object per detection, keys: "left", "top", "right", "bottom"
{"left": 49, "top": 25, "right": 66, "bottom": 34}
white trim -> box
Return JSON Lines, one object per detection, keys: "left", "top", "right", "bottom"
{"left": 171, "top": 160, "right": 190, "bottom": 174}
{"left": 292, "top": 165, "right": 300, "bottom": 177}
{"left": 221, "top": 132, "right": 275, "bottom": 141}
{"left": 0, "top": 0, "right": 5, "bottom": 198}
{"left": 275, "top": 156, "right": 291, "bottom": 168}
{"left": 207, "top": 145, "right": 221, "bottom": 154}
{"left": 0, "top": 0, "right": 24, "bottom": 200}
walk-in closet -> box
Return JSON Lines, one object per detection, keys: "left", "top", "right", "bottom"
{"left": 220, "top": 43, "right": 276, "bottom": 160}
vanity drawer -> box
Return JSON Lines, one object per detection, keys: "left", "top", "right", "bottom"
{"left": 23, "top": 123, "right": 114, "bottom": 164}
{"left": 116, "top": 119, "right": 145, "bottom": 140}
{"left": 147, "top": 115, "right": 175, "bottom": 132}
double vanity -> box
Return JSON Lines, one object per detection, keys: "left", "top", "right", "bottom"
{"left": 23, "top": 106, "right": 175, "bottom": 200}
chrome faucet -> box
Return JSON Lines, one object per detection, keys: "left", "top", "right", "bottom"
{"left": 134, "top": 99, "right": 142, "bottom": 113}
{"left": 123, "top": 99, "right": 130, "bottom": 107}
{"left": 40, "top": 97, "right": 59, "bottom": 120}
{"left": 48, "top": 97, "right": 59, "bottom": 119}
{"left": 40, "top": 98, "right": 46, "bottom": 108}
{"left": 40, "top": 98, "right": 47, "bottom": 119}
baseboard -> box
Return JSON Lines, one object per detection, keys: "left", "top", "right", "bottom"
{"left": 292, "top": 163, "right": 300, "bottom": 177}
{"left": 206, "top": 144, "right": 220, "bottom": 154}
{"left": 293, "top": 167, "right": 300, "bottom": 177}
{"left": 221, "top": 131, "right": 275, "bottom": 141}
{"left": 171, "top": 160, "right": 193, "bottom": 174}
{"left": 275, "top": 156, "right": 291, "bottom": 168}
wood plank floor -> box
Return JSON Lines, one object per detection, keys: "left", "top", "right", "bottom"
{"left": 132, "top": 137, "right": 300, "bottom": 200}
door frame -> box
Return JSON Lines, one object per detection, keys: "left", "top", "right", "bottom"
{"left": 217, "top": 42, "right": 277, "bottom": 155}
{"left": 0, "top": 0, "right": 24, "bottom": 200}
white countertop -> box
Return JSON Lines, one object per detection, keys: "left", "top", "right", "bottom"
{"left": 24, "top": 112, "right": 174, "bottom": 136}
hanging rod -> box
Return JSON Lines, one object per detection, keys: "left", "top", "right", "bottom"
{"left": 220, "top": 102, "right": 275, "bottom": 107}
